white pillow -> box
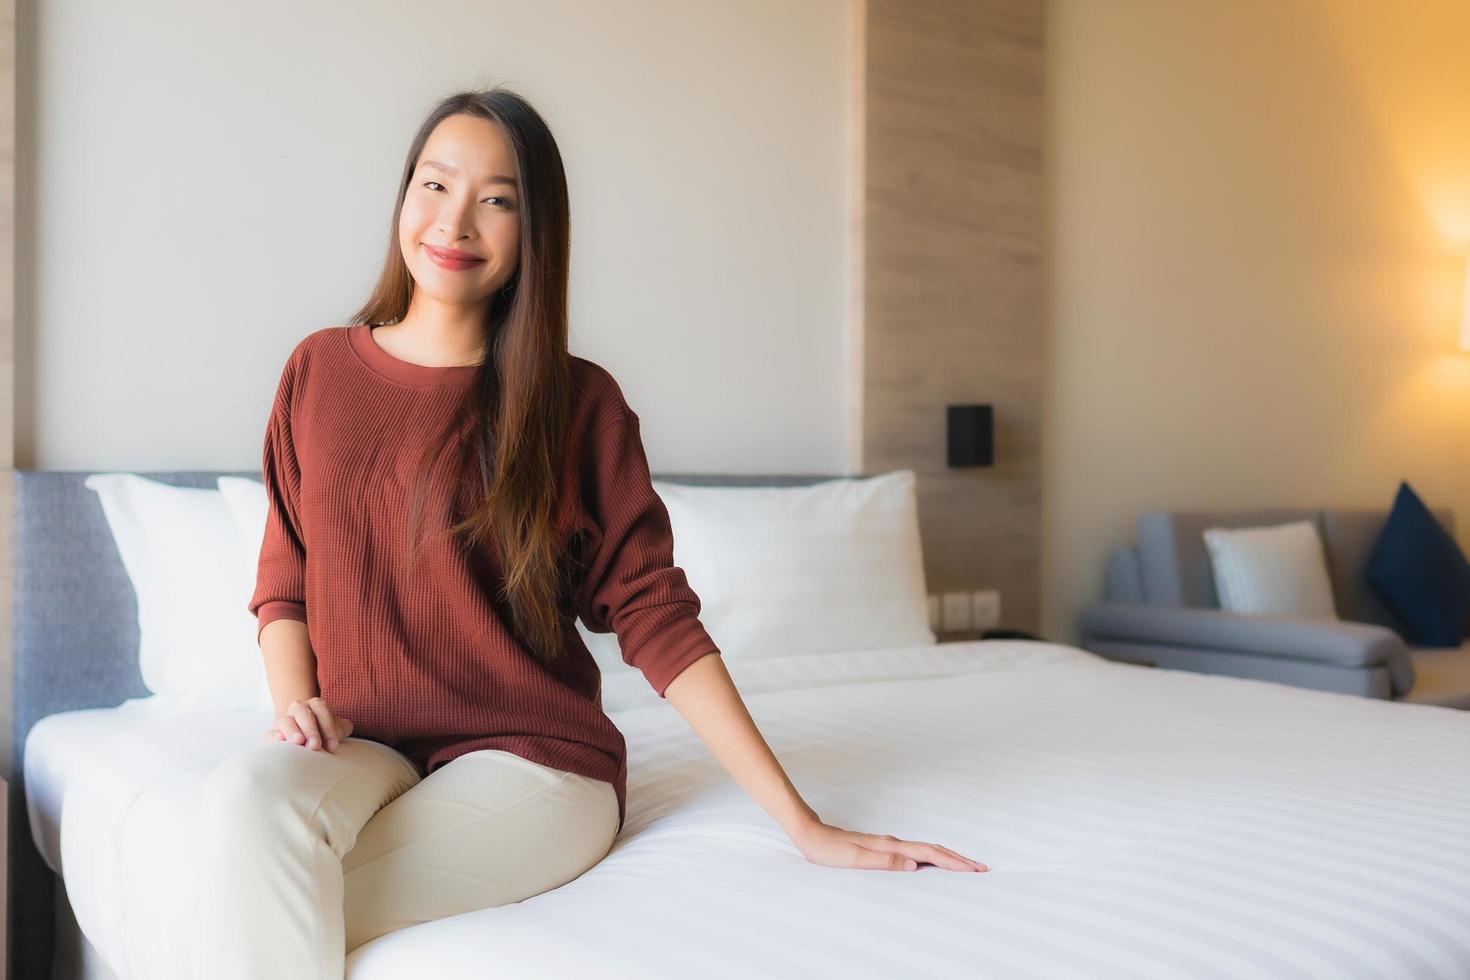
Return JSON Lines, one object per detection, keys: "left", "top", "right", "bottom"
{"left": 84, "top": 473, "right": 274, "bottom": 711}
{"left": 637, "top": 469, "right": 936, "bottom": 664}
{"left": 216, "top": 476, "right": 270, "bottom": 597}
{"left": 1202, "top": 520, "right": 1339, "bottom": 619}
{"left": 576, "top": 613, "right": 630, "bottom": 676}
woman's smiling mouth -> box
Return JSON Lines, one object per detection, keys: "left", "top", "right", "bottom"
{"left": 424, "top": 244, "right": 487, "bottom": 271}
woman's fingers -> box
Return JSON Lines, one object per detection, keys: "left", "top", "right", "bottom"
{"left": 273, "top": 699, "right": 353, "bottom": 752}
{"left": 275, "top": 713, "right": 306, "bottom": 746}
{"left": 858, "top": 833, "right": 987, "bottom": 872}
{"left": 287, "top": 701, "right": 323, "bottom": 749}
{"left": 791, "top": 821, "right": 985, "bottom": 874}
{"left": 896, "top": 842, "right": 981, "bottom": 872}
{"left": 851, "top": 843, "right": 917, "bottom": 871}
{"left": 897, "top": 840, "right": 986, "bottom": 872}
{"left": 305, "top": 697, "right": 345, "bottom": 751}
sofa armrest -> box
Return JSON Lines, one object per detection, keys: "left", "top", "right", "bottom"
{"left": 1080, "top": 601, "right": 1408, "bottom": 671}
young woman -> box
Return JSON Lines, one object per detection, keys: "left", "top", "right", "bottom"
{"left": 176, "top": 87, "right": 986, "bottom": 978}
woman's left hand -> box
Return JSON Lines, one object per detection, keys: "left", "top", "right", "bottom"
{"left": 789, "top": 820, "right": 988, "bottom": 872}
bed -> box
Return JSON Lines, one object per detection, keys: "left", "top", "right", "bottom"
{"left": 14, "top": 471, "right": 1470, "bottom": 979}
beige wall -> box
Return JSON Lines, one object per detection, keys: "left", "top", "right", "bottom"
{"left": 1042, "top": 0, "right": 1470, "bottom": 645}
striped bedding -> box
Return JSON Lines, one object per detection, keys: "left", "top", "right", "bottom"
{"left": 28, "top": 640, "right": 1470, "bottom": 979}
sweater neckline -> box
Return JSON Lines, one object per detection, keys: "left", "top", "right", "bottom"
{"left": 347, "top": 323, "right": 481, "bottom": 387}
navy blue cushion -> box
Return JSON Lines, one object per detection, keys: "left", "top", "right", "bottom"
{"left": 1365, "top": 481, "right": 1470, "bottom": 647}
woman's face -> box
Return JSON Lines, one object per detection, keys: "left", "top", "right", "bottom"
{"left": 399, "top": 114, "right": 522, "bottom": 309}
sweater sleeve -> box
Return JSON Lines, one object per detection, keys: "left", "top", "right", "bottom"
{"left": 574, "top": 409, "right": 721, "bottom": 697}
{"left": 249, "top": 356, "right": 309, "bottom": 643}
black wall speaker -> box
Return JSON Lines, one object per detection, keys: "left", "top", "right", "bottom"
{"left": 947, "top": 404, "right": 994, "bottom": 468}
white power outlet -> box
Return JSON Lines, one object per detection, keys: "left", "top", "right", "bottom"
{"left": 971, "top": 590, "right": 1001, "bottom": 631}
{"left": 940, "top": 592, "right": 972, "bottom": 631}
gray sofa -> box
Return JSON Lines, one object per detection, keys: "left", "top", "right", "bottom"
{"left": 1079, "top": 508, "right": 1470, "bottom": 710}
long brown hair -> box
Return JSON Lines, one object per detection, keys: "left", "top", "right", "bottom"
{"left": 348, "top": 87, "right": 578, "bottom": 670}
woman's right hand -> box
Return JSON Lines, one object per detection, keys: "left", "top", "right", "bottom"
{"left": 264, "top": 696, "right": 354, "bottom": 752}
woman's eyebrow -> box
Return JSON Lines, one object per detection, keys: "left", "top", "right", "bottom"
{"left": 420, "top": 159, "right": 518, "bottom": 186}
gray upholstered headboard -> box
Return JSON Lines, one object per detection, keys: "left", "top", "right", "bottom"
{"left": 9, "top": 467, "right": 850, "bottom": 978}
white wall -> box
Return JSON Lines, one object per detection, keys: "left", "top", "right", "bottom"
{"left": 18, "top": 0, "right": 853, "bottom": 475}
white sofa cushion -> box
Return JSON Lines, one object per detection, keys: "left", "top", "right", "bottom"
{"left": 1202, "top": 520, "right": 1339, "bottom": 619}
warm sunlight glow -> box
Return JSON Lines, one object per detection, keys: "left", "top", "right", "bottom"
{"left": 1462, "top": 258, "right": 1470, "bottom": 351}
{"left": 1315, "top": 3, "right": 1470, "bottom": 352}
{"left": 1318, "top": 2, "right": 1470, "bottom": 249}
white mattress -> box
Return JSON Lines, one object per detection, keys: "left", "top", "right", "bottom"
{"left": 25, "top": 640, "right": 1470, "bottom": 980}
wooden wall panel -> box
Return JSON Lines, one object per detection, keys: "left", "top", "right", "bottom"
{"left": 860, "top": 0, "right": 1045, "bottom": 631}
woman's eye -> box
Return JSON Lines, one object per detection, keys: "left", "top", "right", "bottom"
{"left": 419, "top": 182, "right": 513, "bottom": 209}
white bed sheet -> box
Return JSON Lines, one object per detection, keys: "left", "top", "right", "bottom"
{"left": 24, "top": 640, "right": 1470, "bottom": 980}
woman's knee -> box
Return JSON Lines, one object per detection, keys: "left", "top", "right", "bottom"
{"left": 199, "top": 737, "right": 419, "bottom": 831}
{"left": 558, "top": 775, "right": 621, "bottom": 878}
{"left": 341, "top": 770, "right": 618, "bottom": 951}
{"left": 198, "top": 741, "right": 318, "bottom": 824}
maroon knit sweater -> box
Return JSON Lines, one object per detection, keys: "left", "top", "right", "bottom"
{"left": 249, "top": 324, "right": 721, "bottom": 833}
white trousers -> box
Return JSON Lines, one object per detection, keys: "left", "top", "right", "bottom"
{"left": 168, "top": 736, "right": 620, "bottom": 978}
